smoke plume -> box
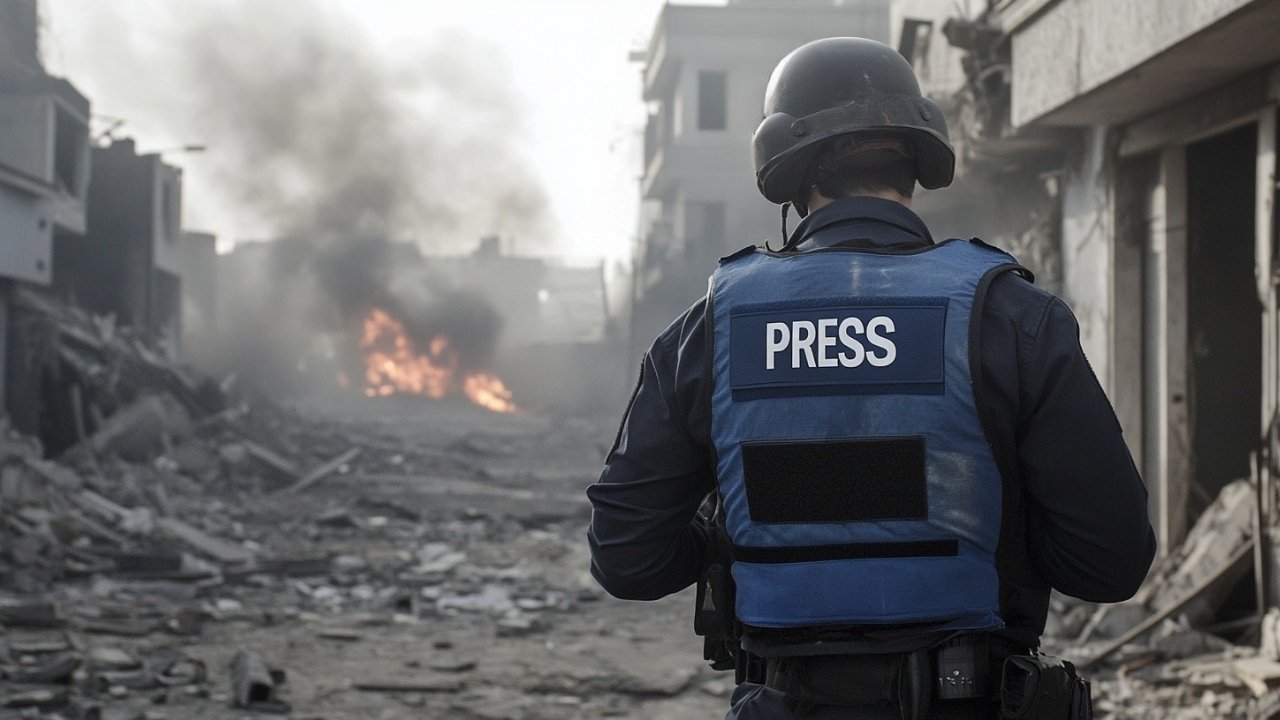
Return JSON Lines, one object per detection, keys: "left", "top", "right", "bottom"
{"left": 49, "top": 1, "right": 556, "bottom": 393}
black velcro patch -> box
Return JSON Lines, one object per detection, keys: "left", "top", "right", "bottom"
{"left": 741, "top": 436, "right": 927, "bottom": 524}
{"left": 734, "top": 539, "right": 957, "bottom": 564}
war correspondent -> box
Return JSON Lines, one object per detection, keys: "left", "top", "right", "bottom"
{"left": 587, "top": 37, "right": 1156, "bottom": 719}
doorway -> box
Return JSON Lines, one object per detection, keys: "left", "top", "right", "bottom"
{"left": 1185, "top": 123, "right": 1262, "bottom": 520}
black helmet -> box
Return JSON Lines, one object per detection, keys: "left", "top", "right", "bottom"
{"left": 752, "top": 37, "right": 954, "bottom": 207}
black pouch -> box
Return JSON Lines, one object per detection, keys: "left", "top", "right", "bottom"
{"left": 1000, "top": 653, "right": 1092, "bottom": 720}
{"left": 696, "top": 560, "right": 737, "bottom": 671}
{"left": 694, "top": 492, "right": 739, "bottom": 673}
{"left": 934, "top": 635, "right": 989, "bottom": 700}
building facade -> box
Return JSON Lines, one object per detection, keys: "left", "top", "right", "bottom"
{"left": 630, "top": 0, "right": 894, "bottom": 358}
{"left": 980, "top": 0, "right": 1280, "bottom": 557}
{"left": 629, "top": 0, "right": 1280, "bottom": 564}
{"left": 54, "top": 138, "right": 188, "bottom": 356}
{"left": 0, "top": 0, "right": 91, "bottom": 440}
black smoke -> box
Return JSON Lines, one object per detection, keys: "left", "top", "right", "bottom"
{"left": 53, "top": 1, "right": 555, "bottom": 393}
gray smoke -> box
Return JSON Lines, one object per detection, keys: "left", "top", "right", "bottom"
{"left": 50, "top": 1, "right": 556, "bottom": 392}
{"left": 169, "top": 2, "right": 554, "bottom": 246}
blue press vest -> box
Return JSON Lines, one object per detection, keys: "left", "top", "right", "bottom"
{"left": 708, "top": 239, "right": 1021, "bottom": 631}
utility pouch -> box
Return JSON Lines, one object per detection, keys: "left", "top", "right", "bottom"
{"left": 934, "top": 635, "right": 989, "bottom": 700}
{"left": 1000, "top": 653, "right": 1092, "bottom": 720}
{"left": 694, "top": 493, "right": 739, "bottom": 672}
{"left": 696, "top": 560, "right": 737, "bottom": 671}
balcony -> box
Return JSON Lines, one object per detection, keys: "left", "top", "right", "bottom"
{"left": 0, "top": 67, "right": 90, "bottom": 285}
{"left": 999, "top": 0, "right": 1280, "bottom": 127}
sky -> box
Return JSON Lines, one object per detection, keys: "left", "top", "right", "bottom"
{"left": 40, "top": 0, "right": 719, "bottom": 265}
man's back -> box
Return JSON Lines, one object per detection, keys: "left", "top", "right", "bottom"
{"left": 588, "top": 198, "right": 1154, "bottom": 718}
{"left": 588, "top": 36, "right": 1154, "bottom": 719}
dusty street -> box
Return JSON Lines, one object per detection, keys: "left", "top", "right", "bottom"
{"left": 2, "top": 396, "right": 729, "bottom": 720}
{"left": 9, "top": 388, "right": 1280, "bottom": 720}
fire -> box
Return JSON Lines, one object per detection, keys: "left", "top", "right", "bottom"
{"left": 357, "top": 308, "right": 517, "bottom": 413}
{"left": 463, "top": 373, "right": 518, "bottom": 414}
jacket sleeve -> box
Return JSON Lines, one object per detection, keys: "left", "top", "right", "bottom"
{"left": 586, "top": 310, "right": 715, "bottom": 601}
{"left": 1018, "top": 298, "right": 1157, "bottom": 602}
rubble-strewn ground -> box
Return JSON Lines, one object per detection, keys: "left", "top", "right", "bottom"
{"left": 11, "top": 388, "right": 1280, "bottom": 719}
{"left": 0, "top": 396, "right": 730, "bottom": 719}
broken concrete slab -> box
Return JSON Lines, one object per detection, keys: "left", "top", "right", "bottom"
{"left": 230, "top": 650, "right": 287, "bottom": 712}
{"left": 156, "top": 518, "right": 253, "bottom": 565}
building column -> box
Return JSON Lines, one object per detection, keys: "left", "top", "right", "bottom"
{"left": 1148, "top": 145, "right": 1190, "bottom": 554}
{"left": 1061, "top": 126, "right": 1114, "bottom": 386}
{"left": 1252, "top": 105, "right": 1278, "bottom": 605}
{"left": 1257, "top": 105, "right": 1277, "bottom": 438}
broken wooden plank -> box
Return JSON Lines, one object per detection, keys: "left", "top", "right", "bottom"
{"left": 19, "top": 457, "right": 82, "bottom": 493}
{"left": 241, "top": 440, "right": 299, "bottom": 480}
{"left": 58, "top": 509, "right": 128, "bottom": 548}
{"left": 157, "top": 517, "right": 253, "bottom": 565}
{"left": 1080, "top": 540, "right": 1255, "bottom": 670}
{"left": 352, "top": 677, "right": 464, "bottom": 693}
{"left": 70, "top": 490, "right": 131, "bottom": 523}
{"left": 1235, "top": 656, "right": 1280, "bottom": 698}
{"left": 278, "top": 447, "right": 361, "bottom": 495}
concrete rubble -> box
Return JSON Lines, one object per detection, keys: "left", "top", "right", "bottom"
{"left": 0, "top": 293, "right": 725, "bottom": 719}
{"left": 9, "top": 292, "right": 1280, "bottom": 720}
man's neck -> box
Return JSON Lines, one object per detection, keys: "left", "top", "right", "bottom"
{"left": 807, "top": 189, "right": 912, "bottom": 214}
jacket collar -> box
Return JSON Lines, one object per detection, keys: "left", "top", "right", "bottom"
{"left": 787, "top": 196, "right": 935, "bottom": 251}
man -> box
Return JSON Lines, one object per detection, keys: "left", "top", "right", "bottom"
{"left": 588, "top": 37, "right": 1155, "bottom": 719}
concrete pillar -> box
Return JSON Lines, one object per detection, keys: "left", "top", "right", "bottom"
{"left": 1061, "top": 125, "right": 1113, "bottom": 388}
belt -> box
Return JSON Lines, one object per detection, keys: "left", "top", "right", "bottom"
{"left": 753, "top": 635, "right": 1026, "bottom": 719}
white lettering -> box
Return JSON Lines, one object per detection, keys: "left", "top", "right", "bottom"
{"left": 837, "top": 317, "right": 865, "bottom": 367}
{"left": 792, "top": 320, "right": 817, "bottom": 368}
{"left": 760, "top": 314, "right": 902, "bottom": 371}
{"left": 765, "top": 322, "right": 789, "bottom": 370}
{"left": 865, "top": 316, "right": 897, "bottom": 367}
{"left": 816, "top": 318, "right": 839, "bottom": 367}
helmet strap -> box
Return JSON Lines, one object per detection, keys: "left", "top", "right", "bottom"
{"left": 770, "top": 201, "right": 806, "bottom": 254}
{"left": 780, "top": 202, "right": 791, "bottom": 246}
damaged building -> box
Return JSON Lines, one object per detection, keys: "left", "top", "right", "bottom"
{"left": 631, "top": 0, "right": 1280, "bottom": 577}
{"left": 967, "top": 0, "right": 1280, "bottom": 567}
{"left": 625, "top": 0, "right": 1280, "bottom": 711}
{"left": 0, "top": 1, "right": 210, "bottom": 454}
{"left": 54, "top": 138, "right": 189, "bottom": 358}
{"left": 0, "top": 0, "right": 91, "bottom": 448}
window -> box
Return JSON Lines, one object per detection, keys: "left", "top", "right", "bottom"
{"left": 53, "top": 105, "right": 87, "bottom": 197}
{"left": 160, "top": 178, "right": 180, "bottom": 244}
{"left": 697, "top": 71, "right": 728, "bottom": 131}
{"left": 688, "top": 201, "right": 727, "bottom": 253}
{"left": 898, "top": 19, "right": 934, "bottom": 74}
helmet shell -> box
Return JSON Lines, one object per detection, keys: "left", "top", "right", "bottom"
{"left": 752, "top": 37, "right": 955, "bottom": 205}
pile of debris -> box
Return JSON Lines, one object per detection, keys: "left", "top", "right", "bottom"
{"left": 0, "top": 289, "right": 620, "bottom": 717}
{"left": 1041, "top": 479, "right": 1280, "bottom": 719}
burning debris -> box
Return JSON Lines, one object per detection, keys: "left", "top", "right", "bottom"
{"left": 358, "top": 307, "right": 517, "bottom": 413}
{"left": 0, "top": 289, "right": 691, "bottom": 718}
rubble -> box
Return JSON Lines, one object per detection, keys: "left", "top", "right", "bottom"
{"left": 230, "top": 650, "right": 288, "bottom": 713}
{"left": 1030, "top": 477, "right": 1280, "bottom": 719}
{"left": 0, "top": 289, "right": 729, "bottom": 718}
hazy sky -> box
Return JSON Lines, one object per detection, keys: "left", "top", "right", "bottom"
{"left": 41, "top": 0, "right": 719, "bottom": 264}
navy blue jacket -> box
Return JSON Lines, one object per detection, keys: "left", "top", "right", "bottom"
{"left": 587, "top": 196, "right": 1156, "bottom": 647}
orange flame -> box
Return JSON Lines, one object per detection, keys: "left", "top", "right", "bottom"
{"left": 463, "top": 372, "right": 518, "bottom": 414}
{"left": 356, "top": 308, "right": 517, "bottom": 413}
